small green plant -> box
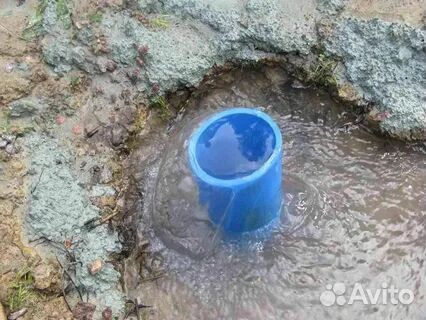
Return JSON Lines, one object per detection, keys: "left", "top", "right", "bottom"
{"left": 307, "top": 53, "right": 338, "bottom": 88}
{"left": 69, "top": 75, "right": 86, "bottom": 92}
{"left": 89, "top": 11, "right": 103, "bottom": 24}
{"left": 7, "top": 268, "right": 37, "bottom": 312}
{"left": 149, "top": 16, "right": 170, "bottom": 29}
{"left": 149, "top": 96, "right": 172, "bottom": 121}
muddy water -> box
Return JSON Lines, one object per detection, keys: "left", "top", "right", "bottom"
{"left": 124, "top": 66, "right": 426, "bottom": 320}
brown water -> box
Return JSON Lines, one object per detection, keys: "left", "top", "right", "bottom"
{"left": 124, "top": 66, "right": 426, "bottom": 320}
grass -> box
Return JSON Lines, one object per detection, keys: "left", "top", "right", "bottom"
{"left": 149, "top": 96, "right": 172, "bottom": 121}
{"left": 132, "top": 108, "right": 148, "bottom": 132}
{"left": 149, "top": 16, "right": 170, "bottom": 29}
{"left": 22, "top": 0, "right": 72, "bottom": 41}
{"left": 89, "top": 11, "right": 103, "bottom": 24}
{"left": 299, "top": 44, "right": 339, "bottom": 89}
{"left": 307, "top": 53, "right": 338, "bottom": 88}
{"left": 7, "top": 268, "right": 38, "bottom": 312}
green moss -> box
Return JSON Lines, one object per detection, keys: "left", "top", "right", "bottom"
{"left": 89, "top": 11, "right": 103, "bottom": 24}
{"left": 149, "top": 16, "right": 170, "bottom": 29}
{"left": 69, "top": 75, "right": 87, "bottom": 92}
{"left": 7, "top": 268, "right": 38, "bottom": 312}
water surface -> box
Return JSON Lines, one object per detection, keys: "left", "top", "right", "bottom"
{"left": 124, "top": 66, "right": 426, "bottom": 320}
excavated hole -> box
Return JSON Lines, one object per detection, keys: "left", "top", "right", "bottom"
{"left": 120, "top": 65, "right": 426, "bottom": 320}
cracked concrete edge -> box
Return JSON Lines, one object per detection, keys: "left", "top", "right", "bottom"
{"left": 39, "top": 0, "right": 426, "bottom": 140}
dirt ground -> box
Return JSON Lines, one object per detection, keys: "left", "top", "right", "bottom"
{"left": 0, "top": 1, "right": 73, "bottom": 317}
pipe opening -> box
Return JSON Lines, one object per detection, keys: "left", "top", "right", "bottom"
{"left": 194, "top": 112, "right": 276, "bottom": 180}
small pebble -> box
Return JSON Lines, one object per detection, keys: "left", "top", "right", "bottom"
{"left": 72, "top": 125, "right": 82, "bottom": 135}
{"left": 151, "top": 83, "right": 160, "bottom": 94}
{"left": 2, "top": 135, "right": 14, "bottom": 143}
{"left": 4, "top": 63, "right": 14, "bottom": 73}
{"left": 88, "top": 259, "right": 103, "bottom": 275}
{"left": 56, "top": 115, "right": 66, "bottom": 125}
{"left": 102, "top": 307, "right": 112, "bottom": 320}
{"left": 8, "top": 308, "right": 27, "bottom": 320}
{"left": 101, "top": 307, "right": 112, "bottom": 320}
{"left": 5, "top": 144, "right": 15, "bottom": 155}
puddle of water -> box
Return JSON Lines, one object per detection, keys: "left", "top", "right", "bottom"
{"left": 124, "top": 66, "right": 426, "bottom": 320}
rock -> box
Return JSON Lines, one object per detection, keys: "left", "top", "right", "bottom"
{"left": 7, "top": 308, "right": 27, "bottom": 320}
{"left": 101, "top": 307, "right": 112, "bottom": 320}
{"left": 100, "top": 167, "right": 113, "bottom": 183}
{"left": 72, "top": 302, "right": 96, "bottom": 320}
{"left": 96, "top": 57, "right": 116, "bottom": 73}
{"left": 0, "top": 140, "right": 7, "bottom": 149}
{"left": 9, "top": 98, "right": 46, "bottom": 118}
{"left": 97, "top": 196, "right": 116, "bottom": 208}
{"left": 88, "top": 259, "right": 103, "bottom": 275}
{"left": 4, "top": 63, "right": 14, "bottom": 73}
{"left": 2, "top": 135, "right": 14, "bottom": 144}
{"left": 97, "top": 57, "right": 108, "bottom": 73}
{"left": 5, "top": 144, "right": 15, "bottom": 155}
{"left": 72, "top": 46, "right": 96, "bottom": 74}
{"left": 110, "top": 124, "right": 127, "bottom": 147}
{"left": 33, "top": 264, "right": 59, "bottom": 292}
{"left": 83, "top": 118, "right": 100, "bottom": 138}
{"left": 90, "top": 185, "right": 116, "bottom": 197}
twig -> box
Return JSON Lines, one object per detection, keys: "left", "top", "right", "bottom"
{"left": 84, "top": 187, "right": 125, "bottom": 230}
{"left": 0, "top": 22, "right": 26, "bottom": 41}
{"left": 99, "top": 210, "right": 121, "bottom": 224}
{"left": 56, "top": 257, "right": 83, "bottom": 302}
{"left": 60, "top": 269, "right": 73, "bottom": 313}
{"left": 29, "top": 236, "right": 67, "bottom": 253}
{"left": 31, "top": 168, "right": 45, "bottom": 194}
{"left": 140, "top": 272, "right": 166, "bottom": 282}
{"left": 135, "top": 298, "right": 141, "bottom": 320}
{"left": 124, "top": 298, "right": 151, "bottom": 319}
{"left": 0, "top": 22, "right": 19, "bottom": 38}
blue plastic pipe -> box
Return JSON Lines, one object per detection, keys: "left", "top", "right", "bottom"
{"left": 188, "top": 108, "right": 282, "bottom": 233}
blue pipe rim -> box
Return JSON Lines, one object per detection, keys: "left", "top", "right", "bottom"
{"left": 188, "top": 107, "right": 282, "bottom": 188}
